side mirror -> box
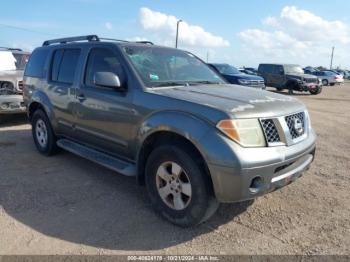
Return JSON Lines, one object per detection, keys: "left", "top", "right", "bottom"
{"left": 94, "top": 72, "right": 123, "bottom": 89}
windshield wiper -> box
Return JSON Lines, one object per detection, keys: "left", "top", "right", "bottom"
{"left": 187, "top": 80, "right": 223, "bottom": 85}
{"left": 151, "top": 81, "right": 188, "bottom": 88}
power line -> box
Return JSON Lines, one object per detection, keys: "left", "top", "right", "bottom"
{"left": 0, "top": 23, "right": 59, "bottom": 37}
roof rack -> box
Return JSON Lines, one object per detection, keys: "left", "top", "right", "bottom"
{"left": 42, "top": 35, "right": 154, "bottom": 46}
{"left": 0, "top": 47, "right": 23, "bottom": 51}
{"left": 135, "top": 41, "right": 154, "bottom": 45}
{"left": 42, "top": 35, "right": 100, "bottom": 46}
{"left": 99, "top": 37, "right": 129, "bottom": 43}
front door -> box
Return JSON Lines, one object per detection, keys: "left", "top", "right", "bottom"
{"left": 73, "top": 47, "right": 136, "bottom": 159}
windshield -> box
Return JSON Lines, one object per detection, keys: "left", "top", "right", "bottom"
{"left": 0, "top": 51, "right": 29, "bottom": 71}
{"left": 284, "top": 65, "right": 304, "bottom": 74}
{"left": 122, "top": 46, "right": 224, "bottom": 87}
{"left": 213, "top": 64, "right": 240, "bottom": 75}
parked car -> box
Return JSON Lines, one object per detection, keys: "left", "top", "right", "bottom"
{"left": 244, "top": 67, "right": 258, "bottom": 75}
{"left": 344, "top": 71, "right": 350, "bottom": 80}
{"left": 0, "top": 48, "right": 30, "bottom": 122}
{"left": 208, "top": 63, "right": 265, "bottom": 89}
{"left": 24, "top": 35, "right": 316, "bottom": 227}
{"left": 239, "top": 68, "right": 257, "bottom": 75}
{"left": 313, "top": 71, "right": 344, "bottom": 86}
{"left": 258, "top": 63, "right": 322, "bottom": 95}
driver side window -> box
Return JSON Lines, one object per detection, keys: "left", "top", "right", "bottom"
{"left": 85, "top": 48, "right": 124, "bottom": 87}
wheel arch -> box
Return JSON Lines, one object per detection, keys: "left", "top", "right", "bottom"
{"left": 135, "top": 111, "right": 214, "bottom": 189}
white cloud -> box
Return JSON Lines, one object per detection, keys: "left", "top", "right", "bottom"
{"left": 239, "top": 6, "right": 350, "bottom": 67}
{"left": 126, "top": 36, "right": 149, "bottom": 42}
{"left": 139, "top": 7, "right": 229, "bottom": 48}
{"left": 104, "top": 22, "right": 113, "bottom": 31}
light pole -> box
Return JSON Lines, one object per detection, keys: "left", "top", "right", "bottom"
{"left": 330, "top": 46, "right": 335, "bottom": 69}
{"left": 175, "top": 19, "right": 182, "bottom": 48}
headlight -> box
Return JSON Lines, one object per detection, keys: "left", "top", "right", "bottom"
{"left": 216, "top": 119, "right": 266, "bottom": 147}
{"left": 238, "top": 79, "right": 250, "bottom": 85}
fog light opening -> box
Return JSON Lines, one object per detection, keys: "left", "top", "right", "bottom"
{"left": 249, "top": 176, "right": 263, "bottom": 194}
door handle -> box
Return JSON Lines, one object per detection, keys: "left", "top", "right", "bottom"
{"left": 77, "top": 93, "right": 86, "bottom": 102}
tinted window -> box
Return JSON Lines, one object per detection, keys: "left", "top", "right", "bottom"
{"left": 51, "top": 49, "right": 64, "bottom": 81}
{"left": 259, "top": 64, "right": 274, "bottom": 74}
{"left": 85, "top": 48, "right": 124, "bottom": 87}
{"left": 56, "top": 49, "right": 81, "bottom": 84}
{"left": 12, "top": 53, "right": 30, "bottom": 70}
{"left": 24, "top": 48, "right": 49, "bottom": 78}
{"left": 212, "top": 64, "right": 240, "bottom": 75}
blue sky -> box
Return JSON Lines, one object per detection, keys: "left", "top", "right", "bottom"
{"left": 1, "top": 0, "right": 350, "bottom": 68}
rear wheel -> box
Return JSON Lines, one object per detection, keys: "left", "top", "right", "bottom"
{"left": 31, "top": 109, "right": 59, "bottom": 156}
{"left": 322, "top": 79, "right": 328, "bottom": 86}
{"left": 145, "top": 145, "right": 219, "bottom": 227}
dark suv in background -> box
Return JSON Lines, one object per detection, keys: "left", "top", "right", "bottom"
{"left": 258, "top": 64, "right": 322, "bottom": 95}
{"left": 208, "top": 63, "right": 265, "bottom": 89}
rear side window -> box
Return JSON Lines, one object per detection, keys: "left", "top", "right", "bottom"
{"left": 51, "top": 49, "right": 64, "bottom": 81}
{"left": 259, "top": 64, "right": 273, "bottom": 73}
{"left": 24, "top": 48, "right": 49, "bottom": 78}
{"left": 51, "top": 49, "right": 80, "bottom": 84}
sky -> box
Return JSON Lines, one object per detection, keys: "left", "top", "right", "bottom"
{"left": 1, "top": 0, "right": 350, "bottom": 68}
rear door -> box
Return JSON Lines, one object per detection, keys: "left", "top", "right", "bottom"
{"left": 47, "top": 48, "right": 81, "bottom": 136}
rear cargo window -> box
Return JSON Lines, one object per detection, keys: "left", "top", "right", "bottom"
{"left": 24, "top": 49, "right": 49, "bottom": 78}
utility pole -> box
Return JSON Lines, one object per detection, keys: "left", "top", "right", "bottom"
{"left": 330, "top": 46, "right": 335, "bottom": 69}
{"left": 175, "top": 20, "right": 182, "bottom": 48}
{"left": 206, "top": 51, "right": 209, "bottom": 63}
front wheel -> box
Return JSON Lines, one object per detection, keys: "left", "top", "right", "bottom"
{"left": 145, "top": 145, "right": 219, "bottom": 227}
{"left": 309, "top": 86, "right": 322, "bottom": 95}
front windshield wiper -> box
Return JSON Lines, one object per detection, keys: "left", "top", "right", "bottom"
{"left": 151, "top": 81, "right": 188, "bottom": 88}
{"left": 187, "top": 80, "right": 223, "bottom": 85}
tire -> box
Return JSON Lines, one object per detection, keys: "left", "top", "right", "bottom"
{"left": 31, "top": 109, "right": 59, "bottom": 156}
{"left": 322, "top": 79, "right": 328, "bottom": 86}
{"left": 145, "top": 145, "right": 219, "bottom": 227}
{"left": 309, "top": 86, "right": 322, "bottom": 95}
{"left": 330, "top": 83, "right": 335, "bottom": 86}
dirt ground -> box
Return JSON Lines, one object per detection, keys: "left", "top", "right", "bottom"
{"left": 0, "top": 83, "right": 349, "bottom": 255}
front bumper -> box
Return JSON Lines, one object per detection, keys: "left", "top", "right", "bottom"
{"left": 200, "top": 128, "right": 316, "bottom": 203}
{"left": 299, "top": 82, "right": 321, "bottom": 91}
{"left": 0, "top": 95, "right": 26, "bottom": 114}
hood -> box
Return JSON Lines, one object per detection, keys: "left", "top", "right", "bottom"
{"left": 223, "top": 73, "right": 263, "bottom": 81}
{"left": 286, "top": 73, "right": 317, "bottom": 79}
{"left": 150, "top": 84, "right": 305, "bottom": 119}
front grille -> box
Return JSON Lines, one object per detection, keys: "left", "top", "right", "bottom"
{"left": 305, "top": 78, "right": 317, "bottom": 83}
{"left": 249, "top": 80, "right": 265, "bottom": 87}
{"left": 285, "top": 112, "right": 305, "bottom": 139}
{"left": 261, "top": 119, "right": 281, "bottom": 143}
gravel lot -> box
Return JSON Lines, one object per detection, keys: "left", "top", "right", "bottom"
{"left": 0, "top": 83, "right": 349, "bottom": 255}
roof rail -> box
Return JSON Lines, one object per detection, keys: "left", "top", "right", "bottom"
{"left": 99, "top": 37, "right": 129, "bottom": 43}
{"left": 0, "top": 47, "right": 23, "bottom": 51}
{"left": 42, "top": 35, "right": 100, "bottom": 46}
{"left": 135, "top": 41, "right": 154, "bottom": 45}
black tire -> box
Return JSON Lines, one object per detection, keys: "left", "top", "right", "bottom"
{"left": 322, "top": 79, "right": 328, "bottom": 86}
{"left": 31, "top": 109, "right": 59, "bottom": 156}
{"left": 145, "top": 145, "right": 219, "bottom": 227}
{"left": 309, "top": 86, "right": 322, "bottom": 95}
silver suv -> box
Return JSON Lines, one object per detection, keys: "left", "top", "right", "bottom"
{"left": 0, "top": 48, "right": 30, "bottom": 121}
{"left": 24, "top": 35, "right": 316, "bottom": 227}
